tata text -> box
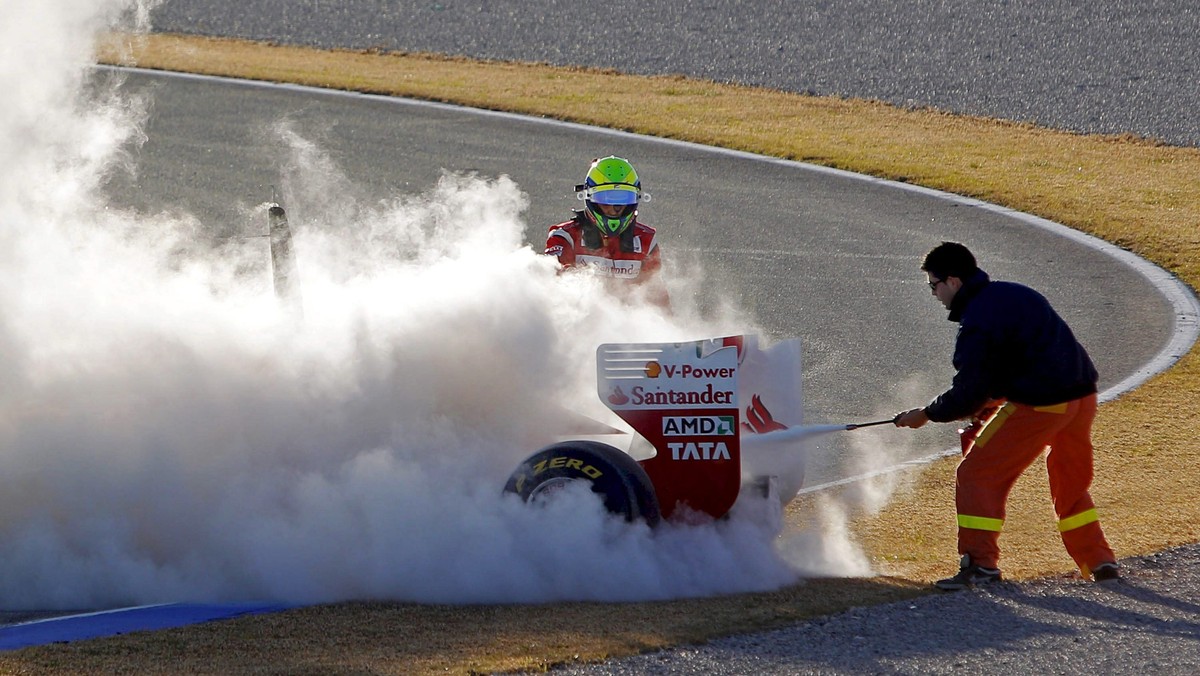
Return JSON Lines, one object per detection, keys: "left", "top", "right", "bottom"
{"left": 668, "top": 441, "right": 732, "bottom": 461}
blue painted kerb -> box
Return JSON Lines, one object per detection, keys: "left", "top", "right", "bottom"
{"left": 0, "top": 603, "right": 291, "bottom": 651}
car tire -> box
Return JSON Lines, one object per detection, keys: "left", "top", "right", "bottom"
{"left": 504, "top": 440, "right": 661, "bottom": 527}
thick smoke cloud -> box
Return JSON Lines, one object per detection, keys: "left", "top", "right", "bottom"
{"left": 0, "top": 0, "right": 874, "bottom": 610}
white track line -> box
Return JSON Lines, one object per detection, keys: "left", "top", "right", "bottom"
{"left": 98, "top": 65, "right": 1200, "bottom": 492}
{"left": 2, "top": 604, "right": 172, "bottom": 628}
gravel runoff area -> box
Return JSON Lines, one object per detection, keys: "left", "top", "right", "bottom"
{"left": 550, "top": 544, "right": 1200, "bottom": 675}
{"left": 150, "top": 0, "right": 1200, "bottom": 148}
{"left": 137, "top": 1, "right": 1200, "bottom": 672}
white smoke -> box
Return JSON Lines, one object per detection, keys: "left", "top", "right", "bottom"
{"left": 0, "top": 0, "right": 876, "bottom": 610}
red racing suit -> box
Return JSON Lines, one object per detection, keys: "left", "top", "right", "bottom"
{"left": 544, "top": 212, "right": 669, "bottom": 307}
{"left": 926, "top": 269, "right": 1116, "bottom": 578}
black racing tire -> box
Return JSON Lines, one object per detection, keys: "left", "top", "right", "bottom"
{"left": 504, "top": 440, "right": 661, "bottom": 527}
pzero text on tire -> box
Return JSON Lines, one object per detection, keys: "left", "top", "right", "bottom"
{"left": 504, "top": 441, "right": 661, "bottom": 527}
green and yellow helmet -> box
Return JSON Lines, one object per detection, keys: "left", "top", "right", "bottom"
{"left": 577, "top": 156, "right": 645, "bottom": 236}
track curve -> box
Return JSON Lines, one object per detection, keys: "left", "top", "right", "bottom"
{"left": 100, "top": 67, "right": 1181, "bottom": 487}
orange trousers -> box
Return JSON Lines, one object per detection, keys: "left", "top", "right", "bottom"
{"left": 956, "top": 393, "right": 1115, "bottom": 576}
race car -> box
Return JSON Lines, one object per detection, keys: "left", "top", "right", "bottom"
{"left": 260, "top": 204, "right": 863, "bottom": 526}
{"left": 503, "top": 335, "right": 812, "bottom": 525}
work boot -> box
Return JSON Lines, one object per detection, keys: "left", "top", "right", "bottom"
{"left": 935, "top": 554, "right": 1002, "bottom": 591}
{"left": 1092, "top": 562, "right": 1121, "bottom": 583}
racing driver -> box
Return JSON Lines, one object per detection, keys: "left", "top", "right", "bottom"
{"left": 545, "top": 156, "right": 669, "bottom": 308}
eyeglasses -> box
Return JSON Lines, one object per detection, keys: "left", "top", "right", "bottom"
{"left": 928, "top": 278, "right": 944, "bottom": 291}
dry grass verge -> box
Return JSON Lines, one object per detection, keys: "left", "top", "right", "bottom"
{"left": 2, "top": 32, "right": 1189, "bottom": 675}
{"left": 2, "top": 578, "right": 925, "bottom": 674}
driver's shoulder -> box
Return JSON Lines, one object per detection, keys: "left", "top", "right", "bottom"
{"left": 632, "top": 221, "right": 657, "bottom": 236}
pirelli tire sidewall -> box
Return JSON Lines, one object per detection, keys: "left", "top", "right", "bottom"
{"left": 504, "top": 440, "right": 661, "bottom": 527}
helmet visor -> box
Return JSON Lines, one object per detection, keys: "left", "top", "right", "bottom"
{"left": 587, "top": 184, "right": 640, "bottom": 205}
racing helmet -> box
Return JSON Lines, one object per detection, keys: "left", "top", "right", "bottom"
{"left": 576, "top": 156, "right": 646, "bottom": 236}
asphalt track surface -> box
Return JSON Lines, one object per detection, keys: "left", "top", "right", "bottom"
{"left": 138, "top": 0, "right": 1195, "bottom": 482}
{"left": 97, "top": 68, "right": 1172, "bottom": 489}
{"left": 550, "top": 543, "right": 1200, "bottom": 675}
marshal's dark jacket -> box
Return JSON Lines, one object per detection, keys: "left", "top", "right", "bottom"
{"left": 924, "top": 269, "right": 1098, "bottom": 423}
